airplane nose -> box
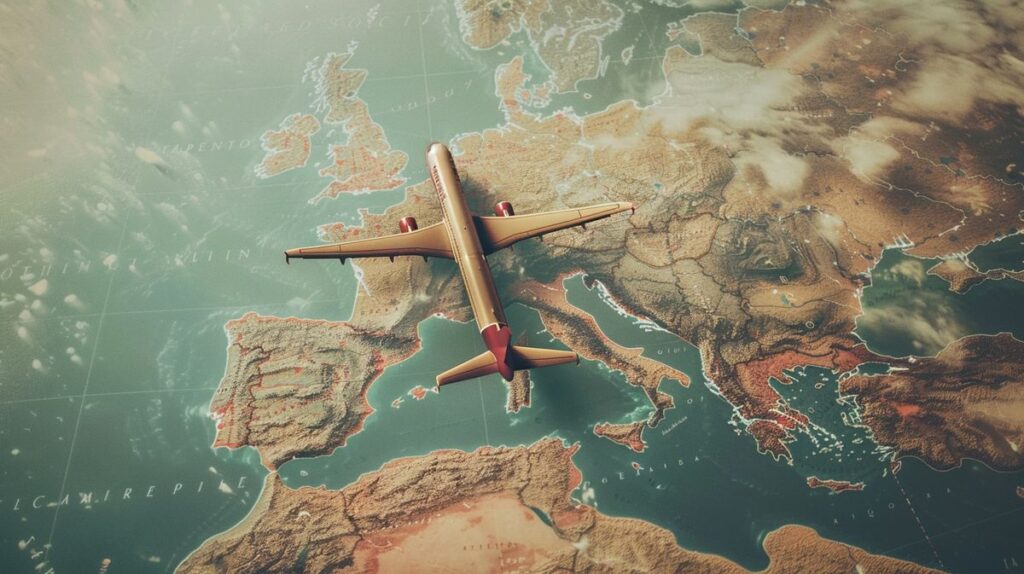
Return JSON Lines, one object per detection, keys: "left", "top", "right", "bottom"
{"left": 425, "top": 141, "right": 446, "bottom": 160}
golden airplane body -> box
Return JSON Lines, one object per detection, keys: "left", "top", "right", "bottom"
{"left": 286, "top": 143, "right": 633, "bottom": 388}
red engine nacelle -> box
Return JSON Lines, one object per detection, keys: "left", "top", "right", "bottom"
{"left": 494, "top": 201, "right": 515, "bottom": 217}
{"left": 398, "top": 216, "right": 418, "bottom": 233}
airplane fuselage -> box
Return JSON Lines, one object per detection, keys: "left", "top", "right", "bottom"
{"left": 425, "top": 143, "right": 515, "bottom": 380}
{"left": 286, "top": 142, "right": 631, "bottom": 386}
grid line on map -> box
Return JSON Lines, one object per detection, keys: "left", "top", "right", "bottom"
{"left": 43, "top": 15, "right": 190, "bottom": 558}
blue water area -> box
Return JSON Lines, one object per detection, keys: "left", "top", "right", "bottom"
{"left": 280, "top": 274, "right": 1024, "bottom": 572}
{"left": 969, "top": 234, "right": 1024, "bottom": 273}
{"left": 856, "top": 249, "right": 1024, "bottom": 358}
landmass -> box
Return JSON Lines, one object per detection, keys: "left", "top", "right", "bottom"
{"left": 505, "top": 369, "right": 532, "bottom": 413}
{"left": 218, "top": 0, "right": 1024, "bottom": 527}
{"left": 255, "top": 113, "right": 320, "bottom": 178}
{"left": 236, "top": 0, "right": 1024, "bottom": 471}
{"left": 208, "top": 184, "right": 470, "bottom": 467}
{"left": 408, "top": 385, "right": 432, "bottom": 400}
{"left": 593, "top": 421, "right": 646, "bottom": 453}
{"left": 455, "top": 0, "right": 623, "bottom": 92}
{"left": 927, "top": 258, "right": 1024, "bottom": 294}
{"left": 511, "top": 275, "right": 689, "bottom": 431}
{"left": 759, "top": 525, "right": 938, "bottom": 574}
{"left": 806, "top": 476, "right": 866, "bottom": 494}
{"left": 313, "top": 49, "right": 408, "bottom": 201}
{"left": 443, "top": 0, "right": 1024, "bottom": 464}
{"left": 841, "top": 333, "right": 1024, "bottom": 470}
{"left": 452, "top": 53, "right": 890, "bottom": 461}
{"left": 252, "top": 46, "right": 407, "bottom": 202}
{"left": 178, "top": 439, "right": 939, "bottom": 573}
{"left": 210, "top": 313, "right": 419, "bottom": 469}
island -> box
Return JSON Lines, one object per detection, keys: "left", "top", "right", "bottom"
{"left": 807, "top": 476, "right": 867, "bottom": 494}
{"left": 255, "top": 113, "right": 320, "bottom": 178}
{"left": 253, "top": 45, "right": 408, "bottom": 202}
{"left": 593, "top": 421, "right": 647, "bottom": 453}
{"left": 313, "top": 49, "right": 408, "bottom": 201}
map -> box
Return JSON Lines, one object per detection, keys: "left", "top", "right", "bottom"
{"left": 2, "top": 0, "right": 1023, "bottom": 572}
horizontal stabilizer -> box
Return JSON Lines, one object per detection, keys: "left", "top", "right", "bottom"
{"left": 435, "top": 346, "right": 579, "bottom": 388}
{"left": 436, "top": 350, "right": 500, "bottom": 387}
{"left": 510, "top": 345, "right": 579, "bottom": 369}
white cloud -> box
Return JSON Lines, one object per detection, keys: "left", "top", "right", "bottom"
{"left": 858, "top": 288, "right": 969, "bottom": 357}
{"left": 845, "top": 0, "right": 997, "bottom": 54}
{"left": 814, "top": 211, "right": 845, "bottom": 246}
{"left": 887, "top": 259, "right": 926, "bottom": 286}
{"left": 734, "top": 135, "right": 808, "bottom": 197}
{"left": 839, "top": 136, "right": 901, "bottom": 181}
{"left": 651, "top": 50, "right": 806, "bottom": 135}
{"left": 893, "top": 55, "right": 1024, "bottom": 124}
{"left": 859, "top": 304, "right": 967, "bottom": 356}
{"left": 64, "top": 294, "right": 85, "bottom": 309}
{"left": 840, "top": 0, "right": 1024, "bottom": 126}
{"left": 830, "top": 116, "right": 921, "bottom": 180}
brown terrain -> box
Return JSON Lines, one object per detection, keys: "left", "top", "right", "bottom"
{"left": 178, "top": 440, "right": 939, "bottom": 574}
{"left": 806, "top": 476, "right": 866, "bottom": 494}
{"left": 455, "top": 0, "right": 623, "bottom": 92}
{"left": 255, "top": 46, "right": 408, "bottom": 202}
{"left": 841, "top": 333, "right": 1024, "bottom": 470}
{"left": 255, "top": 113, "right": 320, "bottom": 178}
{"left": 593, "top": 421, "right": 647, "bottom": 453}
{"left": 505, "top": 369, "right": 532, "bottom": 413}
{"left": 210, "top": 313, "right": 418, "bottom": 469}
{"left": 230, "top": 0, "right": 1024, "bottom": 471}
{"left": 210, "top": 182, "right": 475, "bottom": 469}
{"left": 511, "top": 275, "right": 689, "bottom": 428}
{"left": 927, "top": 258, "right": 1024, "bottom": 294}
{"left": 195, "top": 2, "right": 1024, "bottom": 570}
{"left": 313, "top": 50, "right": 408, "bottom": 201}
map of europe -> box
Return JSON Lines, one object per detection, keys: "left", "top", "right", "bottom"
{"left": 2, "top": 0, "right": 1023, "bottom": 572}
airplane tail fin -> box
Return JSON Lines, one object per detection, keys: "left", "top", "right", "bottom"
{"left": 435, "top": 346, "right": 578, "bottom": 389}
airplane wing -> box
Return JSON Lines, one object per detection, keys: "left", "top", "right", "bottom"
{"left": 285, "top": 221, "right": 453, "bottom": 263}
{"left": 474, "top": 202, "right": 633, "bottom": 254}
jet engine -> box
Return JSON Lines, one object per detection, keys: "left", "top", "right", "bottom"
{"left": 494, "top": 201, "right": 515, "bottom": 217}
{"left": 398, "top": 216, "right": 418, "bottom": 233}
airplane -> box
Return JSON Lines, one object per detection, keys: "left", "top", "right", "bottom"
{"left": 285, "top": 142, "right": 634, "bottom": 388}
